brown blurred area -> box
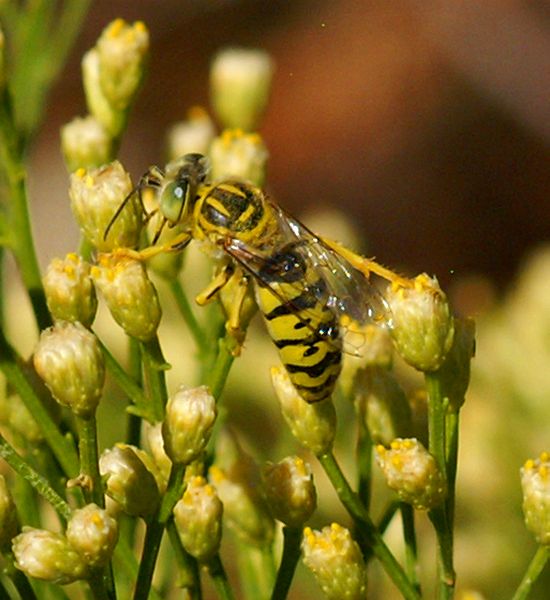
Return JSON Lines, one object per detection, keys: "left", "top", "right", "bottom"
{"left": 31, "top": 0, "right": 550, "bottom": 294}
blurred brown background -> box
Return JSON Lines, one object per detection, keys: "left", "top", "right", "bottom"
{"left": 31, "top": 0, "right": 550, "bottom": 301}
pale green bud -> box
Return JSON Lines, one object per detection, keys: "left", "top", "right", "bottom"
{"left": 210, "top": 47, "right": 274, "bottom": 131}
{"left": 270, "top": 366, "right": 336, "bottom": 455}
{"left": 386, "top": 274, "right": 455, "bottom": 371}
{"left": 66, "top": 504, "right": 118, "bottom": 568}
{"left": 33, "top": 321, "right": 104, "bottom": 418}
{"left": 96, "top": 19, "right": 149, "bottom": 111}
{"left": 210, "top": 129, "right": 268, "bottom": 186}
{"left": 262, "top": 456, "right": 316, "bottom": 528}
{"left": 162, "top": 386, "right": 217, "bottom": 465}
{"left": 0, "top": 476, "right": 18, "bottom": 550}
{"left": 167, "top": 106, "right": 216, "bottom": 160}
{"left": 302, "top": 523, "right": 367, "bottom": 600}
{"left": 13, "top": 528, "right": 88, "bottom": 584}
{"left": 99, "top": 444, "right": 160, "bottom": 518}
{"left": 144, "top": 422, "right": 172, "bottom": 491}
{"left": 0, "top": 394, "right": 44, "bottom": 443}
{"left": 173, "top": 476, "right": 223, "bottom": 562}
{"left": 376, "top": 438, "right": 447, "bottom": 510}
{"left": 91, "top": 254, "right": 161, "bottom": 341}
{"left": 61, "top": 115, "right": 112, "bottom": 172}
{"left": 69, "top": 161, "right": 141, "bottom": 251}
{"left": 43, "top": 253, "right": 97, "bottom": 327}
{"left": 354, "top": 367, "right": 412, "bottom": 446}
{"left": 521, "top": 452, "right": 550, "bottom": 544}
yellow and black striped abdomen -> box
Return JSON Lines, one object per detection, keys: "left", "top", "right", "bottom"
{"left": 255, "top": 246, "right": 342, "bottom": 403}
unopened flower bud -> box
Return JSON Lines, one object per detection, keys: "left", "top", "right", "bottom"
{"left": 144, "top": 422, "right": 172, "bottom": 490}
{"left": 13, "top": 528, "right": 88, "bottom": 584}
{"left": 69, "top": 161, "right": 141, "bottom": 251}
{"left": 521, "top": 452, "right": 550, "bottom": 544}
{"left": 167, "top": 106, "right": 216, "bottom": 159}
{"left": 302, "top": 523, "right": 367, "bottom": 600}
{"left": 210, "top": 47, "right": 274, "bottom": 131}
{"left": 354, "top": 367, "right": 412, "bottom": 446}
{"left": 173, "top": 476, "right": 222, "bottom": 562}
{"left": 270, "top": 367, "right": 336, "bottom": 455}
{"left": 33, "top": 321, "right": 104, "bottom": 418}
{"left": 61, "top": 115, "right": 112, "bottom": 172}
{"left": 43, "top": 253, "right": 97, "bottom": 327}
{"left": 96, "top": 19, "right": 149, "bottom": 111}
{"left": 386, "top": 274, "right": 454, "bottom": 372}
{"left": 91, "top": 254, "right": 161, "bottom": 341}
{"left": 0, "top": 394, "right": 44, "bottom": 443}
{"left": 210, "top": 129, "right": 268, "bottom": 186}
{"left": 375, "top": 438, "right": 447, "bottom": 510}
{"left": 66, "top": 504, "right": 118, "bottom": 568}
{"left": 262, "top": 456, "right": 316, "bottom": 527}
{"left": 0, "top": 476, "right": 17, "bottom": 550}
{"left": 162, "top": 386, "right": 217, "bottom": 465}
{"left": 99, "top": 444, "right": 159, "bottom": 518}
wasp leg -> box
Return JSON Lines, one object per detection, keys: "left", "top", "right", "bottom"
{"left": 196, "top": 264, "right": 235, "bottom": 306}
{"left": 110, "top": 232, "right": 192, "bottom": 262}
{"left": 321, "top": 237, "right": 413, "bottom": 288}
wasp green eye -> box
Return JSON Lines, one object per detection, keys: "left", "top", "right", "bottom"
{"left": 160, "top": 181, "right": 187, "bottom": 224}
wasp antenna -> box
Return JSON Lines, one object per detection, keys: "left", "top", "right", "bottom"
{"left": 151, "top": 217, "right": 168, "bottom": 246}
{"left": 104, "top": 186, "right": 138, "bottom": 241}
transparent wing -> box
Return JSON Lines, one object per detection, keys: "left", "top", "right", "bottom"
{"left": 269, "top": 202, "right": 391, "bottom": 327}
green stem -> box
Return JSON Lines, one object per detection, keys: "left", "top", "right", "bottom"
{"left": 166, "top": 520, "right": 202, "bottom": 599}
{"left": 140, "top": 335, "right": 169, "bottom": 422}
{"left": 0, "top": 435, "right": 71, "bottom": 520}
{"left": 169, "top": 279, "right": 207, "bottom": 355}
{"left": 425, "top": 372, "right": 455, "bottom": 597}
{"left": 511, "top": 545, "right": 550, "bottom": 600}
{"left": 318, "top": 451, "right": 420, "bottom": 600}
{"left": 114, "top": 537, "right": 163, "bottom": 600}
{"left": 206, "top": 554, "right": 235, "bottom": 600}
{"left": 356, "top": 416, "right": 372, "bottom": 511}
{"left": 271, "top": 526, "right": 302, "bottom": 600}
{"left": 400, "top": 503, "right": 421, "bottom": 594}
{"left": 133, "top": 464, "right": 186, "bottom": 600}
{"left": 445, "top": 410, "right": 460, "bottom": 528}
{"left": 207, "top": 336, "right": 236, "bottom": 401}
{"left": 76, "top": 415, "right": 103, "bottom": 507}
{"left": 0, "top": 329, "right": 79, "bottom": 477}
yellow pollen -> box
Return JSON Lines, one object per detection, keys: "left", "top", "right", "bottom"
{"left": 90, "top": 266, "right": 99, "bottom": 278}
{"left": 135, "top": 21, "right": 147, "bottom": 33}
{"left": 538, "top": 465, "right": 548, "bottom": 479}
{"left": 376, "top": 444, "right": 386, "bottom": 455}
{"left": 209, "top": 465, "right": 224, "bottom": 483}
{"left": 75, "top": 167, "right": 86, "bottom": 179}
{"left": 524, "top": 459, "right": 535, "bottom": 470}
{"left": 330, "top": 523, "right": 342, "bottom": 533}
{"left": 108, "top": 19, "right": 125, "bottom": 38}
{"left": 390, "top": 440, "right": 400, "bottom": 450}
{"left": 85, "top": 175, "right": 94, "bottom": 188}
{"left": 391, "top": 455, "right": 402, "bottom": 468}
{"left": 403, "top": 439, "right": 415, "bottom": 449}
{"left": 540, "top": 451, "right": 549, "bottom": 462}
{"left": 67, "top": 252, "right": 79, "bottom": 262}
{"left": 91, "top": 513, "right": 103, "bottom": 526}
{"left": 63, "top": 264, "right": 75, "bottom": 278}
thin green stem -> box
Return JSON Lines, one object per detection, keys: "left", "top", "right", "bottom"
{"left": 511, "top": 545, "right": 550, "bottom": 600}
{"left": 0, "top": 329, "right": 79, "bottom": 477}
{"left": 207, "top": 336, "right": 237, "bottom": 401}
{"left": 76, "top": 415, "right": 103, "bottom": 507}
{"left": 169, "top": 279, "right": 207, "bottom": 355}
{"left": 400, "top": 503, "right": 421, "bottom": 595}
{"left": 356, "top": 416, "right": 372, "bottom": 511}
{"left": 271, "top": 526, "right": 302, "bottom": 600}
{"left": 445, "top": 410, "right": 460, "bottom": 528}
{"left": 0, "top": 435, "right": 71, "bottom": 520}
{"left": 166, "top": 520, "right": 202, "bottom": 599}
{"left": 425, "top": 372, "right": 455, "bottom": 597}
{"left": 114, "top": 537, "right": 163, "bottom": 600}
{"left": 140, "top": 335, "right": 169, "bottom": 422}
{"left": 318, "top": 451, "right": 420, "bottom": 600}
{"left": 206, "top": 554, "right": 235, "bottom": 600}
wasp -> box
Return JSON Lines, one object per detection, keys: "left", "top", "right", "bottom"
{"left": 108, "top": 153, "right": 408, "bottom": 403}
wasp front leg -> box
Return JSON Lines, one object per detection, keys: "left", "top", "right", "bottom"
{"left": 196, "top": 263, "right": 257, "bottom": 355}
{"left": 109, "top": 231, "right": 193, "bottom": 262}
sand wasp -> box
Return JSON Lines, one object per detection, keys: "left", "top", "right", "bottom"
{"left": 107, "top": 154, "right": 406, "bottom": 403}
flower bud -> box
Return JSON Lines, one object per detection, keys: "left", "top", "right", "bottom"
{"left": 91, "top": 254, "right": 161, "bottom": 341}
{"left": 13, "top": 528, "right": 88, "bottom": 584}
{"left": 167, "top": 106, "right": 216, "bottom": 160}
{"left": 386, "top": 274, "right": 454, "bottom": 372}
{"left": 270, "top": 366, "right": 336, "bottom": 455}
{"left": 210, "top": 47, "right": 274, "bottom": 131}
{"left": 61, "top": 115, "right": 112, "bottom": 172}
{"left": 33, "top": 321, "right": 104, "bottom": 418}
{"left": 99, "top": 444, "right": 159, "bottom": 518}
{"left": 66, "top": 504, "right": 118, "bottom": 568}
{"left": 162, "top": 386, "right": 217, "bottom": 465}
{"left": 210, "top": 129, "right": 268, "bottom": 186}
{"left": 521, "top": 452, "right": 550, "bottom": 544}
{"left": 43, "top": 253, "right": 97, "bottom": 327}
{"left": 375, "top": 438, "right": 447, "bottom": 510}
{"left": 262, "top": 456, "right": 316, "bottom": 528}
{"left": 173, "top": 476, "right": 222, "bottom": 562}
{"left": 0, "top": 476, "right": 18, "bottom": 550}
{"left": 144, "top": 422, "right": 172, "bottom": 490}
{"left": 96, "top": 19, "right": 149, "bottom": 111}
{"left": 0, "top": 393, "right": 44, "bottom": 443}
{"left": 69, "top": 161, "right": 141, "bottom": 251}
{"left": 302, "top": 523, "right": 367, "bottom": 600}
{"left": 354, "top": 367, "right": 412, "bottom": 446}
